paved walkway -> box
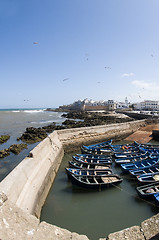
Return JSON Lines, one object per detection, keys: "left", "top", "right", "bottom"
{"left": 125, "top": 123, "right": 159, "bottom": 143}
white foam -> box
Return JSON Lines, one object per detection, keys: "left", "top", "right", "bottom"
{"left": 23, "top": 110, "right": 44, "bottom": 113}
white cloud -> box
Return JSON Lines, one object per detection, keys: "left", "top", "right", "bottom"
{"left": 131, "top": 80, "right": 159, "bottom": 90}
{"left": 121, "top": 73, "right": 134, "bottom": 77}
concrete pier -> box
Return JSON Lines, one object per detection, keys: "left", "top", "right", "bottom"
{"left": 0, "top": 119, "right": 159, "bottom": 239}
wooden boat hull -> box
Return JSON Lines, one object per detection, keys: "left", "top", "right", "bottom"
{"left": 72, "top": 156, "right": 112, "bottom": 166}
{"left": 69, "top": 174, "right": 123, "bottom": 190}
{"left": 76, "top": 153, "right": 112, "bottom": 160}
{"left": 129, "top": 165, "right": 159, "bottom": 176}
{"left": 115, "top": 155, "right": 149, "bottom": 165}
{"left": 137, "top": 172, "right": 159, "bottom": 184}
{"left": 121, "top": 157, "right": 159, "bottom": 172}
{"left": 81, "top": 146, "right": 112, "bottom": 155}
{"left": 83, "top": 139, "right": 112, "bottom": 148}
{"left": 69, "top": 161, "right": 110, "bottom": 170}
{"left": 136, "top": 182, "right": 159, "bottom": 198}
{"left": 65, "top": 168, "right": 113, "bottom": 178}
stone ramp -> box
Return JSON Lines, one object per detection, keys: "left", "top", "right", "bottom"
{"left": 125, "top": 124, "right": 159, "bottom": 143}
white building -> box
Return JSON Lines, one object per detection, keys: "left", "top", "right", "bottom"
{"left": 133, "top": 100, "right": 159, "bottom": 111}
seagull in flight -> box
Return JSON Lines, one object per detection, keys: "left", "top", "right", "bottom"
{"left": 62, "top": 78, "right": 69, "bottom": 82}
{"left": 105, "top": 66, "right": 111, "bottom": 69}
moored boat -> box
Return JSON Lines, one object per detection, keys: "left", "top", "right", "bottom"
{"left": 115, "top": 154, "right": 149, "bottom": 165}
{"left": 72, "top": 155, "right": 112, "bottom": 165}
{"left": 69, "top": 160, "right": 110, "bottom": 169}
{"left": 121, "top": 157, "right": 159, "bottom": 172}
{"left": 114, "top": 148, "right": 147, "bottom": 158}
{"left": 137, "top": 172, "right": 159, "bottom": 184}
{"left": 76, "top": 153, "right": 112, "bottom": 160}
{"left": 83, "top": 139, "right": 112, "bottom": 148}
{"left": 68, "top": 174, "right": 123, "bottom": 190}
{"left": 129, "top": 165, "right": 159, "bottom": 176}
{"left": 136, "top": 182, "right": 159, "bottom": 198}
{"left": 81, "top": 145, "right": 112, "bottom": 155}
{"left": 65, "top": 168, "right": 113, "bottom": 178}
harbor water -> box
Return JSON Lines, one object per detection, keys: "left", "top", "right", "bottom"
{"left": 40, "top": 150, "right": 159, "bottom": 240}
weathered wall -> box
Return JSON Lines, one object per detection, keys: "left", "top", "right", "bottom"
{"left": 0, "top": 119, "right": 159, "bottom": 240}
{"left": 0, "top": 131, "right": 64, "bottom": 218}
{"left": 58, "top": 120, "right": 146, "bottom": 152}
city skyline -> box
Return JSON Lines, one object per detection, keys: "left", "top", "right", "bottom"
{"left": 1, "top": 0, "right": 159, "bottom": 108}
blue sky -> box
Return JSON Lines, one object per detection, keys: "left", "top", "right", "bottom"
{"left": 1, "top": 0, "right": 159, "bottom": 108}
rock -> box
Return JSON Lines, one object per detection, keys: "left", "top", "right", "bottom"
{"left": 0, "top": 149, "right": 10, "bottom": 158}
{"left": 32, "top": 221, "right": 89, "bottom": 240}
{"left": 17, "top": 127, "right": 48, "bottom": 143}
{"left": 141, "top": 213, "right": 159, "bottom": 239}
{"left": 8, "top": 144, "right": 28, "bottom": 154}
{"left": 42, "top": 123, "right": 65, "bottom": 133}
{"left": 106, "top": 226, "right": 145, "bottom": 240}
{"left": 0, "top": 135, "right": 10, "bottom": 144}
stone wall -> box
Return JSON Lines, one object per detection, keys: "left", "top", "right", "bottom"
{"left": 57, "top": 120, "right": 146, "bottom": 152}
{"left": 0, "top": 131, "right": 64, "bottom": 218}
{"left": 0, "top": 119, "right": 159, "bottom": 240}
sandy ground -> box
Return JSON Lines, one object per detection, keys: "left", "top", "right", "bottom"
{"left": 125, "top": 123, "right": 159, "bottom": 143}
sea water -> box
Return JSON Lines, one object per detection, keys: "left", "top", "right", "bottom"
{"left": 0, "top": 108, "right": 65, "bottom": 181}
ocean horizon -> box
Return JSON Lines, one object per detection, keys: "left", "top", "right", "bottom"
{"left": 0, "top": 107, "right": 49, "bottom": 112}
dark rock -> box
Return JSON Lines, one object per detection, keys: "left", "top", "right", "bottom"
{"left": 17, "top": 127, "right": 47, "bottom": 144}
{"left": 0, "top": 135, "right": 10, "bottom": 144}
{"left": 9, "top": 144, "right": 28, "bottom": 154}
{"left": 0, "top": 149, "right": 10, "bottom": 158}
{"left": 42, "top": 122, "right": 66, "bottom": 133}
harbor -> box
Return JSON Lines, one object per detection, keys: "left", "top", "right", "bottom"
{"left": 0, "top": 114, "right": 159, "bottom": 239}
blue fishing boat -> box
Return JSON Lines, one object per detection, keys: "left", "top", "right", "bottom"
{"left": 65, "top": 168, "right": 113, "bottom": 178}
{"left": 72, "top": 155, "right": 112, "bottom": 165}
{"left": 68, "top": 174, "right": 123, "bottom": 190}
{"left": 76, "top": 153, "right": 112, "bottom": 160}
{"left": 114, "top": 148, "right": 147, "bottom": 158}
{"left": 81, "top": 145, "right": 112, "bottom": 155}
{"left": 136, "top": 182, "right": 159, "bottom": 198}
{"left": 82, "top": 139, "right": 112, "bottom": 148}
{"left": 69, "top": 160, "right": 110, "bottom": 169}
{"left": 121, "top": 157, "right": 159, "bottom": 172}
{"left": 137, "top": 172, "right": 159, "bottom": 184}
{"left": 129, "top": 165, "right": 159, "bottom": 176}
{"left": 115, "top": 153, "right": 149, "bottom": 165}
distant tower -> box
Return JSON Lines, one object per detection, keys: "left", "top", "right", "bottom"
{"left": 125, "top": 97, "right": 128, "bottom": 107}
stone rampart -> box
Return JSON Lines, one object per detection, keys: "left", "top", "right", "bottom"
{"left": 57, "top": 120, "right": 146, "bottom": 152}
{"left": 0, "top": 131, "right": 64, "bottom": 218}
{"left": 0, "top": 119, "right": 159, "bottom": 240}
